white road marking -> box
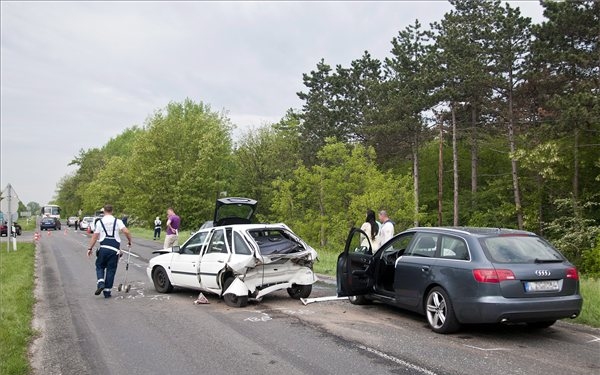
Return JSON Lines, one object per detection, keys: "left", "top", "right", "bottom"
{"left": 586, "top": 334, "right": 600, "bottom": 343}
{"left": 463, "top": 344, "right": 511, "bottom": 351}
{"left": 243, "top": 308, "right": 316, "bottom": 322}
{"left": 357, "top": 345, "right": 438, "bottom": 375}
{"left": 245, "top": 313, "right": 273, "bottom": 322}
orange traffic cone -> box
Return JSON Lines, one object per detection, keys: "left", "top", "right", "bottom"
{"left": 64, "top": 229, "right": 68, "bottom": 235}
{"left": 87, "top": 226, "right": 91, "bottom": 234}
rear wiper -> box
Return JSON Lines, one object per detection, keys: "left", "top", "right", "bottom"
{"left": 534, "top": 258, "right": 563, "bottom": 263}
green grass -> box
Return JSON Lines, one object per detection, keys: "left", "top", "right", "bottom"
{"left": 0, "top": 242, "right": 36, "bottom": 375}
{"left": 17, "top": 219, "right": 36, "bottom": 232}
{"left": 127, "top": 226, "right": 193, "bottom": 244}
{"left": 314, "top": 248, "right": 339, "bottom": 275}
{"left": 127, "top": 226, "right": 156, "bottom": 241}
{"left": 574, "top": 277, "right": 600, "bottom": 328}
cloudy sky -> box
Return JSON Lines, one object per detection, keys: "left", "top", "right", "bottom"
{"left": 1, "top": 1, "right": 544, "bottom": 207}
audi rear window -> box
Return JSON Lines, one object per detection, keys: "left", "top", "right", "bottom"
{"left": 479, "top": 235, "right": 564, "bottom": 264}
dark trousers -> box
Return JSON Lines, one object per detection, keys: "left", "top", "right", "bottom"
{"left": 96, "top": 248, "right": 119, "bottom": 288}
{"left": 154, "top": 227, "right": 161, "bottom": 239}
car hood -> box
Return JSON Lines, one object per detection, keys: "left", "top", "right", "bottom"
{"left": 213, "top": 197, "right": 258, "bottom": 227}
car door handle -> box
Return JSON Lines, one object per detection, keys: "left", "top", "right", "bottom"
{"left": 217, "top": 260, "right": 225, "bottom": 263}
{"left": 421, "top": 266, "right": 430, "bottom": 272}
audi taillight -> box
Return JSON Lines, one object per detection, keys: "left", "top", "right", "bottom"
{"left": 473, "top": 269, "right": 516, "bottom": 283}
{"left": 566, "top": 267, "right": 579, "bottom": 280}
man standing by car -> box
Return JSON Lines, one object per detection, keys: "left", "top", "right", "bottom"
{"left": 378, "top": 210, "right": 395, "bottom": 245}
{"left": 164, "top": 207, "right": 180, "bottom": 249}
{"left": 86, "top": 204, "right": 132, "bottom": 298}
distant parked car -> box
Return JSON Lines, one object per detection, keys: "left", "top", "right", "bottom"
{"left": 79, "top": 216, "right": 95, "bottom": 231}
{"left": 40, "top": 217, "right": 61, "bottom": 231}
{"left": 337, "top": 226, "right": 583, "bottom": 334}
{"left": 67, "top": 216, "right": 79, "bottom": 227}
{"left": 1, "top": 221, "right": 22, "bottom": 236}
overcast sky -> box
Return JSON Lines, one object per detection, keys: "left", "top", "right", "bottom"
{"left": 1, "top": 1, "right": 544, "bottom": 208}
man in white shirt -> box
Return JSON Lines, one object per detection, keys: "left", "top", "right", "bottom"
{"left": 378, "top": 210, "right": 395, "bottom": 245}
{"left": 87, "top": 204, "right": 132, "bottom": 298}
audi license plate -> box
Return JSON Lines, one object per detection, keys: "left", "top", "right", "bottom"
{"left": 525, "top": 280, "right": 559, "bottom": 292}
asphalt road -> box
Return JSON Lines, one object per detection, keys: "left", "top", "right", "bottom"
{"left": 27, "top": 228, "right": 600, "bottom": 375}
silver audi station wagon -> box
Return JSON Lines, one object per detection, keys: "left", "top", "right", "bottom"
{"left": 337, "top": 227, "right": 583, "bottom": 333}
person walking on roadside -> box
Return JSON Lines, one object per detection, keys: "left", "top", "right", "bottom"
{"left": 378, "top": 210, "right": 395, "bottom": 246}
{"left": 164, "top": 207, "right": 180, "bottom": 249}
{"left": 86, "top": 204, "right": 132, "bottom": 298}
{"left": 153, "top": 216, "right": 162, "bottom": 240}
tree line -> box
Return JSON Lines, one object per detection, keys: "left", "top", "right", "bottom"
{"left": 54, "top": 0, "right": 599, "bottom": 274}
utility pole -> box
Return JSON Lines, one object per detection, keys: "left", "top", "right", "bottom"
{"left": 3, "top": 183, "right": 19, "bottom": 251}
{"left": 438, "top": 113, "right": 443, "bottom": 226}
{"left": 6, "top": 184, "right": 13, "bottom": 251}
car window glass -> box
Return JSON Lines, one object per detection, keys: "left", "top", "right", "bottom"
{"left": 206, "top": 229, "right": 228, "bottom": 254}
{"left": 380, "top": 233, "right": 414, "bottom": 258}
{"left": 480, "top": 235, "right": 563, "bottom": 263}
{"left": 233, "top": 232, "right": 252, "bottom": 255}
{"left": 440, "top": 235, "right": 470, "bottom": 260}
{"left": 180, "top": 232, "right": 207, "bottom": 255}
{"left": 407, "top": 233, "right": 438, "bottom": 257}
{"left": 249, "top": 229, "right": 303, "bottom": 255}
{"left": 226, "top": 228, "right": 233, "bottom": 249}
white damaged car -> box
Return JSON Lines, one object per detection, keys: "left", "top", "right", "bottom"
{"left": 147, "top": 197, "right": 318, "bottom": 307}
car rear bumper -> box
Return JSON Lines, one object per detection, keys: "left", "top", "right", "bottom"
{"left": 455, "top": 295, "right": 583, "bottom": 324}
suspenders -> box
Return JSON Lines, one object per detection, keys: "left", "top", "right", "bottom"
{"left": 99, "top": 219, "right": 120, "bottom": 252}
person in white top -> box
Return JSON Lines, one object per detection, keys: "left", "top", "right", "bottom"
{"left": 153, "top": 216, "right": 162, "bottom": 240}
{"left": 360, "top": 209, "right": 381, "bottom": 252}
{"left": 86, "top": 204, "right": 132, "bottom": 298}
{"left": 378, "top": 210, "right": 395, "bottom": 245}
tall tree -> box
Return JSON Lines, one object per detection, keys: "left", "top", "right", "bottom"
{"left": 433, "top": 0, "right": 499, "bottom": 210}
{"left": 384, "top": 20, "right": 435, "bottom": 225}
{"left": 532, "top": 0, "right": 600, "bottom": 219}
{"left": 125, "top": 99, "right": 233, "bottom": 228}
{"left": 335, "top": 51, "right": 384, "bottom": 145}
{"left": 490, "top": 3, "right": 533, "bottom": 229}
{"left": 231, "top": 112, "right": 302, "bottom": 221}
{"left": 297, "top": 60, "right": 338, "bottom": 165}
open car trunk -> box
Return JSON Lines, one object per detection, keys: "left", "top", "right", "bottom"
{"left": 213, "top": 197, "right": 258, "bottom": 227}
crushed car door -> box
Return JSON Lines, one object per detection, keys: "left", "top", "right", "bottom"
{"left": 199, "top": 228, "right": 230, "bottom": 290}
{"left": 170, "top": 231, "right": 208, "bottom": 289}
{"left": 337, "top": 227, "right": 375, "bottom": 297}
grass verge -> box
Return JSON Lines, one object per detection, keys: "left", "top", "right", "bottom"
{"left": 128, "top": 226, "right": 192, "bottom": 244}
{"left": 574, "top": 277, "right": 600, "bottom": 328}
{"left": 314, "top": 248, "right": 339, "bottom": 275}
{"left": 17, "top": 218, "right": 37, "bottom": 232}
{"left": 0, "top": 242, "right": 36, "bottom": 375}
